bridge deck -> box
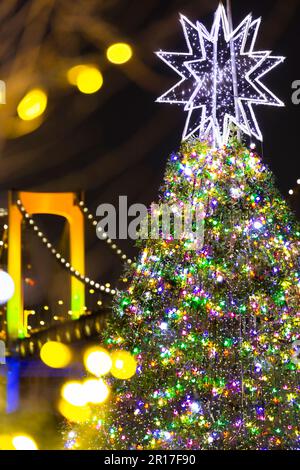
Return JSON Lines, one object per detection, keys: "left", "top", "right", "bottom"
{"left": 9, "top": 308, "right": 111, "bottom": 358}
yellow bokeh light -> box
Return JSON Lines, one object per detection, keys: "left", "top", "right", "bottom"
{"left": 110, "top": 350, "right": 137, "bottom": 380}
{"left": 76, "top": 66, "right": 103, "bottom": 94}
{"left": 58, "top": 399, "right": 91, "bottom": 423}
{"left": 40, "top": 341, "right": 72, "bottom": 369}
{"left": 107, "top": 43, "right": 133, "bottom": 64}
{"left": 82, "top": 378, "right": 110, "bottom": 404}
{"left": 84, "top": 347, "right": 112, "bottom": 377}
{"left": 12, "top": 435, "right": 38, "bottom": 450}
{"left": 0, "top": 435, "right": 14, "bottom": 450}
{"left": 17, "top": 88, "right": 47, "bottom": 121}
{"left": 61, "top": 381, "right": 87, "bottom": 407}
{"left": 67, "top": 65, "right": 89, "bottom": 85}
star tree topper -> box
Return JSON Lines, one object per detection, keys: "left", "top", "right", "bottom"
{"left": 156, "top": 4, "right": 285, "bottom": 147}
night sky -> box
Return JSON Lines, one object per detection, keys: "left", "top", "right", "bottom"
{"left": 0, "top": 0, "right": 299, "bottom": 315}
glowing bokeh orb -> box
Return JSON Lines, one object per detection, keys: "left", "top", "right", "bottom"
{"left": 0, "top": 270, "right": 15, "bottom": 305}
{"left": 84, "top": 347, "right": 112, "bottom": 377}
{"left": 110, "top": 350, "right": 137, "bottom": 380}
{"left": 82, "top": 378, "right": 110, "bottom": 404}
{"left": 67, "top": 64, "right": 88, "bottom": 85}
{"left": 58, "top": 399, "right": 91, "bottom": 423}
{"left": 61, "top": 381, "right": 87, "bottom": 407}
{"left": 76, "top": 66, "right": 103, "bottom": 94}
{"left": 17, "top": 89, "right": 47, "bottom": 121}
{"left": 106, "top": 43, "right": 133, "bottom": 64}
{"left": 40, "top": 341, "right": 72, "bottom": 369}
{"left": 12, "top": 435, "right": 38, "bottom": 450}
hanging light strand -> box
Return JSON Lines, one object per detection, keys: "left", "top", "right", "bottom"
{"left": 0, "top": 208, "right": 8, "bottom": 217}
{"left": 0, "top": 222, "right": 8, "bottom": 259}
{"left": 16, "top": 199, "right": 116, "bottom": 296}
{"left": 78, "top": 200, "right": 133, "bottom": 266}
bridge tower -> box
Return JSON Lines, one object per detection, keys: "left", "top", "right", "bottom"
{"left": 7, "top": 191, "right": 85, "bottom": 340}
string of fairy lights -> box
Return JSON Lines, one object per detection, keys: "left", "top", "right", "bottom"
{"left": 0, "top": 221, "right": 8, "bottom": 255}
{"left": 16, "top": 199, "right": 117, "bottom": 296}
{"left": 0, "top": 196, "right": 134, "bottom": 331}
{"left": 288, "top": 178, "right": 300, "bottom": 196}
{"left": 78, "top": 200, "right": 132, "bottom": 265}
{"left": 15, "top": 198, "right": 134, "bottom": 293}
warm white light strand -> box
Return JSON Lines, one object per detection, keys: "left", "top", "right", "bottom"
{"left": 16, "top": 199, "right": 116, "bottom": 296}
{"left": 288, "top": 178, "right": 300, "bottom": 196}
{"left": 78, "top": 200, "right": 133, "bottom": 265}
{"left": 0, "top": 208, "right": 8, "bottom": 217}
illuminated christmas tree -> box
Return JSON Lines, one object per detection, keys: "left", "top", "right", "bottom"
{"left": 64, "top": 4, "right": 300, "bottom": 450}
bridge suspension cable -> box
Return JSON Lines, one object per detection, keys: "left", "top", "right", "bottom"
{"left": 16, "top": 199, "right": 117, "bottom": 296}
{"left": 78, "top": 200, "right": 132, "bottom": 265}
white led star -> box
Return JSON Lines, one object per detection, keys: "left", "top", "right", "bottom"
{"left": 156, "top": 4, "right": 285, "bottom": 147}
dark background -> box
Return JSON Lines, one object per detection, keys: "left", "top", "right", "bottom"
{"left": 0, "top": 0, "right": 299, "bottom": 317}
